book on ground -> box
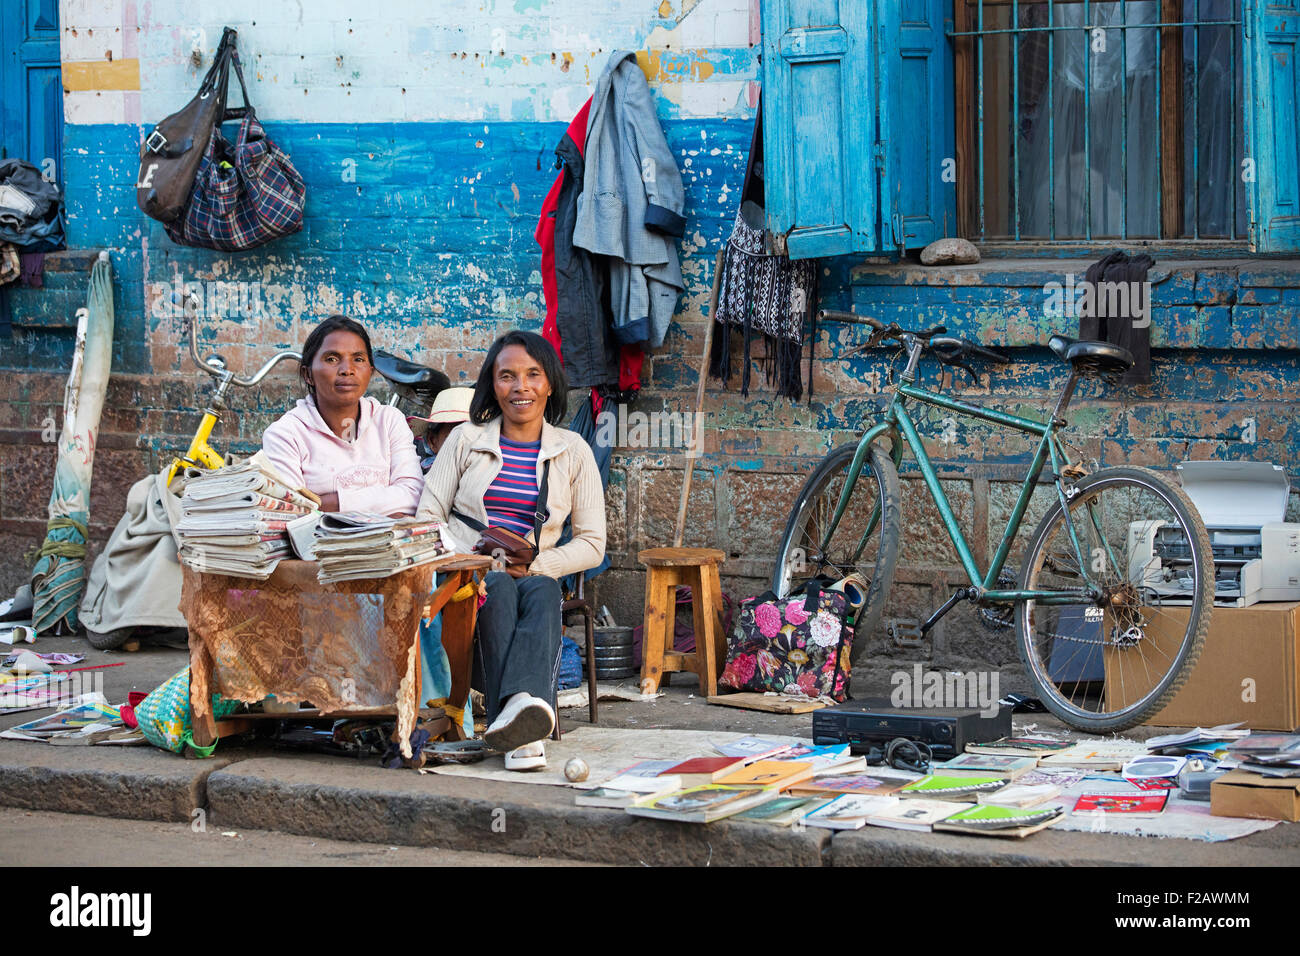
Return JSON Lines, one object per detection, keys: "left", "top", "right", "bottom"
{"left": 626, "top": 785, "right": 779, "bottom": 824}
{"left": 865, "top": 798, "right": 964, "bottom": 832}
{"left": 575, "top": 781, "right": 680, "bottom": 809}
{"left": 770, "top": 743, "right": 865, "bottom": 776}
{"left": 1144, "top": 723, "right": 1249, "bottom": 749}
{"left": 788, "top": 773, "right": 910, "bottom": 799}
{"left": 933, "top": 803, "right": 1065, "bottom": 838}
{"left": 802, "top": 794, "right": 901, "bottom": 831}
{"left": 602, "top": 759, "right": 684, "bottom": 794}
{"left": 898, "top": 774, "right": 1010, "bottom": 801}
{"left": 715, "top": 759, "right": 817, "bottom": 790}
{"left": 710, "top": 736, "right": 795, "bottom": 761}
{"left": 930, "top": 753, "right": 1038, "bottom": 779}
{"left": 730, "top": 796, "right": 824, "bottom": 827}
{"left": 1072, "top": 791, "right": 1169, "bottom": 815}
{"left": 1038, "top": 740, "right": 1149, "bottom": 771}
{"left": 976, "top": 783, "right": 1062, "bottom": 807}
{"left": 965, "top": 736, "right": 1072, "bottom": 756}
{"left": 660, "top": 756, "right": 746, "bottom": 781}
{"left": 1226, "top": 734, "right": 1300, "bottom": 754}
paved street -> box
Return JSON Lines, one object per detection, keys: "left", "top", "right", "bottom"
{"left": 0, "top": 809, "right": 601, "bottom": 866}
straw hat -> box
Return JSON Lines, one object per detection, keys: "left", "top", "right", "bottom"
{"left": 408, "top": 386, "right": 473, "bottom": 425}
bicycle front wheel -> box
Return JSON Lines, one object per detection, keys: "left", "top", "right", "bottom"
{"left": 1014, "top": 466, "right": 1214, "bottom": 732}
{"left": 772, "top": 442, "right": 901, "bottom": 660}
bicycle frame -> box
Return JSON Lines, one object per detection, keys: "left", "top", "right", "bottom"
{"left": 165, "top": 410, "right": 227, "bottom": 486}
{"left": 164, "top": 314, "right": 301, "bottom": 486}
{"left": 824, "top": 356, "right": 1104, "bottom": 607}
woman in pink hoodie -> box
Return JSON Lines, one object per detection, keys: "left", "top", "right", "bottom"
{"left": 261, "top": 315, "right": 423, "bottom": 516}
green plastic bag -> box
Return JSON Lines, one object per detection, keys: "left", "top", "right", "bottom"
{"left": 135, "top": 666, "right": 239, "bottom": 757}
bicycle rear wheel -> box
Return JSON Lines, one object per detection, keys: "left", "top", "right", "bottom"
{"left": 772, "top": 443, "right": 901, "bottom": 661}
{"left": 1014, "top": 466, "right": 1214, "bottom": 732}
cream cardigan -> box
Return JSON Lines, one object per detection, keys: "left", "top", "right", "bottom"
{"left": 414, "top": 416, "right": 606, "bottom": 580}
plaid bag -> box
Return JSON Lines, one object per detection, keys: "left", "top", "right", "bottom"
{"left": 164, "top": 48, "right": 304, "bottom": 252}
{"left": 718, "top": 582, "right": 854, "bottom": 702}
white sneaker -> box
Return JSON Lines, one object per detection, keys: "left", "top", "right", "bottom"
{"left": 504, "top": 740, "right": 547, "bottom": 771}
{"left": 484, "top": 692, "right": 555, "bottom": 753}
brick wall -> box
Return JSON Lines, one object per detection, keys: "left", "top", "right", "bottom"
{"left": 2, "top": 2, "right": 1298, "bottom": 680}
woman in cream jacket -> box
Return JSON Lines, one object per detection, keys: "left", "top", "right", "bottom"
{"left": 416, "top": 330, "right": 605, "bottom": 770}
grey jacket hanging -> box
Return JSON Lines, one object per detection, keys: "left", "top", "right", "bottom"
{"left": 572, "top": 50, "right": 686, "bottom": 349}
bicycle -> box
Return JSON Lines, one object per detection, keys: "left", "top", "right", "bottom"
{"left": 772, "top": 310, "right": 1213, "bottom": 732}
{"left": 163, "top": 312, "right": 302, "bottom": 485}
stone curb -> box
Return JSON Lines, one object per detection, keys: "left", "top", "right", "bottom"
{"left": 0, "top": 742, "right": 230, "bottom": 823}
{"left": 204, "top": 756, "right": 830, "bottom": 866}
{"left": 5, "top": 743, "right": 1299, "bottom": 866}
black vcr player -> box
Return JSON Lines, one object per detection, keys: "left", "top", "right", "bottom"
{"left": 812, "top": 699, "right": 1012, "bottom": 760}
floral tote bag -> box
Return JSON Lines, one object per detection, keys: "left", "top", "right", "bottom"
{"left": 718, "top": 582, "right": 854, "bottom": 702}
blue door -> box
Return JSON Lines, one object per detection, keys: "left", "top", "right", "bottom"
{"left": 0, "top": 0, "right": 63, "bottom": 183}
{"left": 878, "top": 0, "right": 957, "bottom": 250}
{"left": 761, "top": 0, "right": 878, "bottom": 259}
{"left": 1245, "top": 0, "right": 1300, "bottom": 252}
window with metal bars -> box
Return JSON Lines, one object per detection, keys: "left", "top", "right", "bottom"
{"left": 951, "top": 0, "right": 1247, "bottom": 242}
{"left": 759, "top": 0, "right": 1298, "bottom": 257}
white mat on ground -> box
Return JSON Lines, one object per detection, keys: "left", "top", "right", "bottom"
{"left": 1050, "top": 777, "right": 1279, "bottom": 842}
{"left": 425, "top": 726, "right": 807, "bottom": 788}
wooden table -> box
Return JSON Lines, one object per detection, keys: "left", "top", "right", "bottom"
{"left": 182, "top": 554, "right": 493, "bottom": 761}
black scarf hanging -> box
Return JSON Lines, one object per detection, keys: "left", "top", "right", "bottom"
{"left": 708, "top": 98, "right": 817, "bottom": 401}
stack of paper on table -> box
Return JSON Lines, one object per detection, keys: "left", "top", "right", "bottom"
{"left": 313, "top": 513, "right": 456, "bottom": 583}
{"left": 176, "top": 457, "right": 315, "bottom": 579}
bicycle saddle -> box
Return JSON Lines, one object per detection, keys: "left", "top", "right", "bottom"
{"left": 373, "top": 349, "right": 451, "bottom": 391}
{"left": 1047, "top": 335, "right": 1134, "bottom": 375}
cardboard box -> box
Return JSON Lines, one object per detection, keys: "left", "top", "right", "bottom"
{"left": 1104, "top": 601, "right": 1300, "bottom": 731}
{"left": 1211, "top": 769, "right": 1300, "bottom": 821}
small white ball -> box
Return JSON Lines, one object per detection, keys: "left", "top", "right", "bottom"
{"left": 564, "top": 757, "right": 589, "bottom": 782}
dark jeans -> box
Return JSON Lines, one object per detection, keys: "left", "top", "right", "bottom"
{"left": 476, "top": 571, "right": 563, "bottom": 724}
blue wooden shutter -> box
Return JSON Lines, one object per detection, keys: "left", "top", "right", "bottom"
{"left": 761, "top": 0, "right": 877, "bottom": 259}
{"left": 0, "top": 0, "right": 62, "bottom": 182}
{"left": 878, "top": 0, "right": 956, "bottom": 250}
{"left": 1245, "top": 0, "right": 1300, "bottom": 252}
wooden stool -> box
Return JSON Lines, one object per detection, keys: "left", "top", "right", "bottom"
{"left": 638, "top": 547, "right": 726, "bottom": 696}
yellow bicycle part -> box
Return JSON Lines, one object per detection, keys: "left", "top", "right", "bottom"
{"left": 165, "top": 411, "right": 226, "bottom": 486}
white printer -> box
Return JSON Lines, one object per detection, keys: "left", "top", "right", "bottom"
{"left": 1128, "top": 461, "right": 1300, "bottom": 608}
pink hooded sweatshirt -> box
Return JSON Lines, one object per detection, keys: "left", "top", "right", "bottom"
{"left": 261, "top": 396, "right": 423, "bottom": 516}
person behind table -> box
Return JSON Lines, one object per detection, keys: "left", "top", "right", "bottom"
{"left": 407, "top": 386, "right": 474, "bottom": 471}
{"left": 262, "top": 314, "right": 423, "bottom": 516}
{"left": 415, "top": 330, "right": 605, "bottom": 771}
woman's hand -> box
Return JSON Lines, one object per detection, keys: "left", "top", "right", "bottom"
{"left": 318, "top": 491, "right": 340, "bottom": 512}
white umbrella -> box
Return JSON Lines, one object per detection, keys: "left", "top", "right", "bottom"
{"left": 31, "top": 251, "right": 115, "bottom": 634}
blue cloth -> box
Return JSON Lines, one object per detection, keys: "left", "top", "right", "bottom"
{"left": 558, "top": 636, "right": 583, "bottom": 690}
{"left": 418, "top": 573, "right": 473, "bottom": 738}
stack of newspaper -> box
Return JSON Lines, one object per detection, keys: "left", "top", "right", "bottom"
{"left": 175, "top": 456, "right": 317, "bottom": 579}
{"left": 314, "top": 513, "right": 456, "bottom": 584}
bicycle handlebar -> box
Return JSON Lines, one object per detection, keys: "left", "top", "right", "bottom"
{"left": 931, "top": 336, "right": 1010, "bottom": 365}
{"left": 819, "top": 309, "right": 1008, "bottom": 380}
{"left": 185, "top": 315, "right": 301, "bottom": 389}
